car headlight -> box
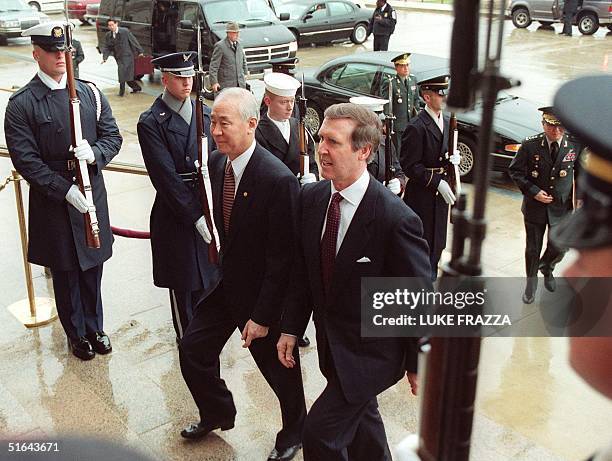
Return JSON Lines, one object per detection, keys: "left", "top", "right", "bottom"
{"left": 288, "top": 40, "right": 298, "bottom": 52}
{"left": 0, "top": 20, "right": 20, "bottom": 28}
{"left": 504, "top": 143, "right": 522, "bottom": 152}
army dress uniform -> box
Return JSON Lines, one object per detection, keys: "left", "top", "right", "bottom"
{"left": 508, "top": 107, "right": 580, "bottom": 301}
{"left": 380, "top": 53, "right": 420, "bottom": 154}
{"left": 4, "top": 23, "right": 122, "bottom": 359}
{"left": 137, "top": 53, "right": 221, "bottom": 340}
{"left": 367, "top": 0, "right": 396, "bottom": 51}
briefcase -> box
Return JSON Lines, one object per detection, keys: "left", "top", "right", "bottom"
{"left": 134, "top": 55, "right": 153, "bottom": 77}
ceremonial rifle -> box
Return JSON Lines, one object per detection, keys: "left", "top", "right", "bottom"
{"left": 297, "top": 73, "right": 310, "bottom": 177}
{"left": 64, "top": 5, "right": 100, "bottom": 248}
{"left": 445, "top": 113, "right": 461, "bottom": 196}
{"left": 194, "top": 18, "right": 219, "bottom": 264}
{"left": 384, "top": 76, "right": 396, "bottom": 184}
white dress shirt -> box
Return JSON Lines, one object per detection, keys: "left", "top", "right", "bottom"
{"left": 37, "top": 70, "right": 67, "bottom": 90}
{"left": 322, "top": 169, "right": 371, "bottom": 255}
{"left": 268, "top": 113, "right": 291, "bottom": 144}
{"left": 425, "top": 105, "right": 444, "bottom": 133}
{"left": 226, "top": 139, "right": 256, "bottom": 196}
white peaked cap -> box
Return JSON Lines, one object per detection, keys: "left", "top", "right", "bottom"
{"left": 349, "top": 96, "right": 387, "bottom": 113}
{"left": 264, "top": 72, "right": 301, "bottom": 97}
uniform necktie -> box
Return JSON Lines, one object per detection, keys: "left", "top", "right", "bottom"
{"left": 231, "top": 41, "right": 237, "bottom": 52}
{"left": 223, "top": 161, "right": 235, "bottom": 234}
{"left": 320, "top": 192, "right": 343, "bottom": 297}
{"left": 550, "top": 141, "right": 559, "bottom": 162}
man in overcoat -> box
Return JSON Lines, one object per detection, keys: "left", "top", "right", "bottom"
{"left": 137, "top": 52, "right": 220, "bottom": 341}
{"left": 367, "top": 0, "right": 396, "bottom": 51}
{"left": 5, "top": 22, "right": 122, "bottom": 360}
{"left": 209, "top": 22, "right": 248, "bottom": 93}
{"left": 400, "top": 76, "right": 460, "bottom": 280}
{"left": 101, "top": 18, "right": 144, "bottom": 96}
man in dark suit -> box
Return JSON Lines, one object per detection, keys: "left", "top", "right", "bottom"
{"left": 101, "top": 19, "right": 144, "bottom": 96}
{"left": 400, "top": 76, "right": 460, "bottom": 280}
{"left": 209, "top": 22, "right": 248, "bottom": 93}
{"left": 277, "top": 103, "right": 431, "bottom": 461}
{"left": 367, "top": 0, "right": 396, "bottom": 51}
{"left": 560, "top": 0, "right": 580, "bottom": 35}
{"left": 5, "top": 22, "right": 122, "bottom": 360}
{"left": 508, "top": 107, "right": 580, "bottom": 304}
{"left": 137, "top": 52, "right": 220, "bottom": 341}
{"left": 178, "top": 88, "right": 306, "bottom": 461}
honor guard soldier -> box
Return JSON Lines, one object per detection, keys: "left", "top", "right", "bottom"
{"left": 400, "top": 75, "right": 460, "bottom": 280}
{"left": 350, "top": 96, "right": 407, "bottom": 195}
{"left": 137, "top": 52, "right": 220, "bottom": 341}
{"left": 509, "top": 107, "right": 581, "bottom": 304}
{"left": 367, "top": 0, "right": 397, "bottom": 51}
{"left": 380, "top": 53, "right": 419, "bottom": 154}
{"left": 260, "top": 57, "right": 301, "bottom": 119}
{"left": 5, "top": 22, "right": 122, "bottom": 360}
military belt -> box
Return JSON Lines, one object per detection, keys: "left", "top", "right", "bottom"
{"left": 426, "top": 167, "right": 445, "bottom": 174}
{"left": 47, "top": 159, "right": 77, "bottom": 171}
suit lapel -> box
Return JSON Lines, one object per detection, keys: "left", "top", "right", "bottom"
{"left": 553, "top": 134, "right": 569, "bottom": 168}
{"left": 186, "top": 100, "right": 198, "bottom": 156}
{"left": 288, "top": 118, "right": 300, "bottom": 164}
{"left": 329, "top": 177, "right": 377, "bottom": 304}
{"left": 304, "top": 184, "right": 331, "bottom": 308}
{"left": 209, "top": 151, "right": 226, "bottom": 246}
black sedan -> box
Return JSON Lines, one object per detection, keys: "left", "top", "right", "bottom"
{"left": 276, "top": 0, "right": 372, "bottom": 46}
{"left": 301, "top": 51, "right": 543, "bottom": 181}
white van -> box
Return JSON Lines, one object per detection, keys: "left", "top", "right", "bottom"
{"left": 27, "top": 0, "right": 63, "bottom": 13}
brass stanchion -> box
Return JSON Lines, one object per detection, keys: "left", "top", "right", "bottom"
{"left": 7, "top": 170, "right": 57, "bottom": 328}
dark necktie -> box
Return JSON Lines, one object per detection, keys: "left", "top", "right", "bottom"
{"left": 231, "top": 41, "right": 237, "bottom": 52}
{"left": 223, "top": 161, "right": 235, "bottom": 234}
{"left": 320, "top": 192, "right": 343, "bottom": 297}
{"left": 550, "top": 141, "right": 559, "bottom": 162}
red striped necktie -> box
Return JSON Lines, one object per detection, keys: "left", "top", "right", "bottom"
{"left": 320, "top": 192, "right": 343, "bottom": 297}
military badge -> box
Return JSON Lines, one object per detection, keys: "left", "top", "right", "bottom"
{"left": 560, "top": 170, "right": 567, "bottom": 177}
{"left": 534, "top": 155, "right": 540, "bottom": 161}
{"left": 52, "top": 27, "right": 63, "bottom": 38}
{"left": 562, "top": 149, "right": 576, "bottom": 162}
{"left": 384, "top": 12, "right": 388, "bottom": 17}
{"left": 532, "top": 170, "right": 539, "bottom": 178}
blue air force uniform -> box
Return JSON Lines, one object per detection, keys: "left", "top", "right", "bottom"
{"left": 4, "top": 23, "right": 122, "bottom": 358}
{"left": 137, "top": 52, "right": 221, "bottom": 339}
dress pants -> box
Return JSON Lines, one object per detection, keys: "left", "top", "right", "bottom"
{"left": 179, "top": 285, "right": 306, "bottom": 450}
{"left": 302, "top": 373, "right": 391, "bottom": 461}
{"left": 50, "top": 264, "right": 104, "bottom": 339}
{"left": 169, "top": 289, "right": 204, "bottom": 339}
{"left": 373, "top": 34, "right": 390, "bottom": 51}
{"left": 119, "top": 80, "right": 141, "bottom": 95}
{"left": 524, "top": 219, "right": 567, "bottom": 277}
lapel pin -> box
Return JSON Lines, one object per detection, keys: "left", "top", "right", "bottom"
{"left": 243, "top": 192, "right": 248, "bottom": 197}
{"left": 532, "top": 170, "right": 539, "bottom": 178}
{"left": 160, "top": 112, "right": 165, "bottom": 116}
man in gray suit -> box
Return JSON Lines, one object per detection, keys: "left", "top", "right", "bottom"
{"left": 101, "top": 19, "right": 144, "bottom": 96}
{"left": 209, "top": 22, "right": 248, "bottom": 93}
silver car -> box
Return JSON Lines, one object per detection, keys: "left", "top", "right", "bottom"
{"left": 507, "top": 0, "right": 612, "bottom": 34}
{"left": 0, "top": 0, "right": 49, "bottom": 45}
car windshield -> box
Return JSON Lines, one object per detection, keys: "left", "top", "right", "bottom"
{"left": 0, "top": 0, "right": 29, "bottom": 11}
{"left": 275, "top": 3, "right": 307, "bottom": 18}
{"left": 204, "top": 0, "right": 278, "bottom": 24}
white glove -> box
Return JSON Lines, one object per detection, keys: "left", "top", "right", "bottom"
{"left": 65, "top": 185, "right": 90, "bottom": 213}
{"left": 449, "top": 149, "right": 461, "bottom": 166}
{"left": 437, "top": 179, "right": 456, "bottom": 205}
{"left": 299, "top": 172, "right": 317, "bottom": 186}
{"left": 385, "top": 177, "right": 401, "bottom": 195}
{"left": 195, "top": 216, "right": 212, "bottom": 244}
{"left": 74, "top": 140, "right": 95, "bottom": 164}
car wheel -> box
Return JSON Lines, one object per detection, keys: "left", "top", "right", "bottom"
{"left": 578, "top": 13, "right": 599, "bottom": 35}
{"left": 608, "top": 24, "right": 612, "bottom": 31}
{"left": 512, "top": 7, "right": 531, "bottom": 28}
{"left": 304, "top": 103, "right": 323, "bottom": 138}
{"left": 351, "top": 23, "right": 368, "bottom": 44}
{"left": 457, "top": 135, "right": 476, "bottom": 183}
{"left": 28, "top": 1, "right": 40, "bottom": 11}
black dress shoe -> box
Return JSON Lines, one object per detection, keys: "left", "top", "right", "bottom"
{"left": 522, "top": 277, "right": 537, "bottom": 304}
{"left": 131, "top": 86, "right": 142, "bottom": 93}
{"left": 522, "top": 290, "right": 535, "bottom": 304}
{"left": 543, "top": 273, "right": 556, "bottom": 292}
{"left": 86, "top": 331, "right": 112, "bottom": 355}
{"left": 68, "top": 337, "right": 95, "bottom": 361}
{"left": 298, "top": 335, "right": 310, "bottom": 347}
{"left": 267, "top": 444, "right": 302, "bottom": 461}
{"left": 180, "top": 419, "right": 234, "bottom": 440}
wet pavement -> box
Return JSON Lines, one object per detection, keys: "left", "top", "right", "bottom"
{"left": 0, "top": 11, "right": 610, "bottom": 461}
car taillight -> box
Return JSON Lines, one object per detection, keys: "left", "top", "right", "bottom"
{"left": 609, "top": 4, "right": 612, "bottom": 12}
{"left": 504, "top": 144, "right": 521, "bottom": 152}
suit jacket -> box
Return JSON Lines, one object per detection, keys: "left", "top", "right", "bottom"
{"left": 283, "top": 176, "right": 432, "bottom": 403}
{"left": 208, "top": 143, "right": 300, "bottom": 327}
{"left": 367, "top": 2, "right": 396, "bottom": 36}
{"left": 255, "top": 115, "right": 319, "bottom": 178}
{"left": 101, "top": 27, "right": 143, "bottom": 82}
{"left": 137, "top": 97, "right": 220, "bottom": 292}
{"left": 208, "top": 37, "right": 248, "bottom": 90}
{"left": 401, "top": 109, "right": 450, "bottom": 262}
{"left": 5, "top": 76, "right": 122, "bottom": 271}
{"left": 508, "top": 132, "right": 579, "bottom": 226}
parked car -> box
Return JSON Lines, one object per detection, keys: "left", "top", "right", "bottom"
{"left": 96, "top": 0, "right": 298, "bottom": 74}
{"left": 0, "top": 0, "right": 49, "bottom": 45}
{"left": 300, "top": 51, "right": 543, "bottom": 181}
{"left": 25, "top": 0, "right": 62, "bottom": 12}
{"left": 275, "top": 0, "right": 372, "bottom": 45}
{"left": 84, "top": 1, "right": 98, "bottom": 23}
{"left": 67, "top": 0, "right": 99, "bottom": 24}
{"left": 507, "top": 0, "right": 612, "bottom": 35}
